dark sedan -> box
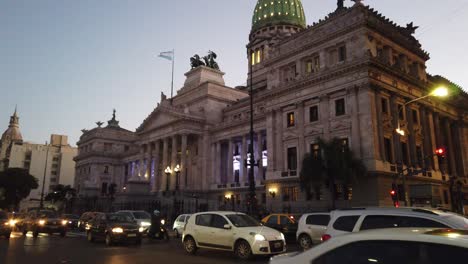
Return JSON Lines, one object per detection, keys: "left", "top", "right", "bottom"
{"left": 21, "top": 210, "right": 67, "bottom": 237}
{"left": 86, "top": 213, "right": 143, "bottom": 246}
{"left": 62, "top": 214, "right": 80, "bottom": 229}
{"left": 0, "top": 211, "right": 12, "bottom": 239}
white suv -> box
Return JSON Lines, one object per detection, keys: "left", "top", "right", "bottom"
{"left": 173, "top": 214, "right": 191, "bottom": 238}
{"left": 182, "top": 211, "right": 286, "bottom": 260}
{"left": 270, "top": 228, "right": 468, "bottom": 264}
{"left": 296, "top": 213, "right": 330, "bottom": 250}
{"left": 322, "top": 207, "right": 468, "bottom": 241}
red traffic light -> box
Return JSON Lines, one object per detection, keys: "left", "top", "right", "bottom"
{"left": 390, "top": 190, "right": 396, "bottom": 196}
{"left": 435, "top": 148, "right": 445, "bottom": 155}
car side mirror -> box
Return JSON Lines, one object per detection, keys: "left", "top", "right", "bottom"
{"left": 223, "top": 224, "right": 232, "bottom": 230}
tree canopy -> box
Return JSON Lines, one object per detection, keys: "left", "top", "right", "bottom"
{"left": 299, "top": 138, "right": 367, "bottom": 209}
{"left": 45, "top": 184, "right": 76, "bottom": 203}
{"left": 0, "top": 168, "right": 39, "bottom": 210}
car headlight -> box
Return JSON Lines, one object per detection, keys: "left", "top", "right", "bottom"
{"left": 9, "top": 220, "right": 17, "bottom": 226}
{"left": 69, "top": 221, "right": 72, "bottom": 224}
{"left": 280, "top": 233, "right": 285, "bottom": 241}
{"left": 140, "top": 221, "right": 151, "bottom": 227}
{"left": 38, "top": 220, "right": 46, "bottom": 225}
{"left": 160, "top": 219, "right": 165, "bottom": 225}
{"left": 85, "top": 224, "right": 90, "bottom": 230}
{"left": 4, "top": 222, "right": 9, "bottom": 226}
{"left": 62, "top": 220, "right": 68, "bottom": 226}
{"left": 254, "top": 234, "right": 266, "bottom": 241}
{"left": 138, "top": 227, "right": 144, "bottom": 233}
{"left": 112, "top": 227, "right": 124, "bottom": 233}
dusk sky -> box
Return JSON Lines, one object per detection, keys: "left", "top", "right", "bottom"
{"left": 1, "top": 0, "right": 467, "bottom": 146}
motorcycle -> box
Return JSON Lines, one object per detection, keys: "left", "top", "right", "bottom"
{"left": 148, "top": 219, "right": 169, "bottom": 241}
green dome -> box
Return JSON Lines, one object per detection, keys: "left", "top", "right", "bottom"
{"left": 252, "top": 0, "right": 306, "bottom": 32}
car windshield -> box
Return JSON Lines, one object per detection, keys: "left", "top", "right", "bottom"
{"left": 226, "top": 214, "right": 262, "bottom": 227}
{"left": 132, "top": 212, "right": 151, "bottom": 219}
{"left": 0, "top": 212, "right": 7, "bottom": 219}
{"left": 38, "top": 211, "right": 57, "bottom": 218}
{"left": 107, "top": 214, "right": 133, "bottom": 223}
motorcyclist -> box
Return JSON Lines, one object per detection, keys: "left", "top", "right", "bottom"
{"left": 149, "top": 210, "right": 162, "bottom": 236}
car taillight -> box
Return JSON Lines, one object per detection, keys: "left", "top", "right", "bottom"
{"left": 321, "top": 234, "right": 331, "bottom": 242}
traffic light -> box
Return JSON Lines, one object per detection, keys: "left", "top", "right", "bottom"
{"left": 435, "top": 147, "right": 446, "bottom": 158}
{"left": 391, "top": 183, "right": 399, "bottom": 207}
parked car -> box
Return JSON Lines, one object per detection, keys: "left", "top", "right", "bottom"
{"left": 296, "top": 212, "right": 330, "bottom": 250}
{"left": 115, "top": 210, "right": 152, "bottom": 232}
{"left": 261, "top": 214, "right": 299, "bottom": 240}
{"left": 173, "top": 214, "right": 191, "bottom": 238}
{"left": 182, "top": 211, "right": 286, "bottom": 260}
{"left": 21, "top": 210, "right": 67, "bottom": 237}
{"left": 86, "top": 213, "right": 143, "bottom": 246}
{"left": 270, "top": 228, "right": 468, "bottom": 264}
{"left": 78, "top": 212, "right": 98, "bottom": 231}
{"left": 62, "top": 214, "right": 80, "bottom": 229}
{"left": 0, "top": 211, "right": 12, "bottom": 239}
{"left": 322, "top": 207, "right": 468, "bottom": 241}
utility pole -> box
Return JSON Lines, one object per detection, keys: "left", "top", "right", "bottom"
{"left": 39, "top": 141, "right": 50, "bottom": 209}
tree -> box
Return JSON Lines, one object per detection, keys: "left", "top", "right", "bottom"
{"left": 45, "top": 184, "right": 76, "bottom": 212}
{"left": 299, "top": 138, "right": 367, "bottom": 210}
{"left": 0, "top": 168, "right": 39, "bottom": 210}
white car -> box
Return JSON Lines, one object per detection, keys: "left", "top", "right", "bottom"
{"left": 182, "top": 211, "right": 286, "bottom": 260}
{"left": 115, "top": 210, "right": 152, "bottom": 231}
{"left": 322, "top": 207, "right": 468, "bottom": 241}
{"left": 296, "top": 212, "right": 330, "bottom": 250}
{"left": 271, "top": 228, "right": 468, "bottom": 264}
{"left": 173, "top": 214, "right": 191, "bottom": 238}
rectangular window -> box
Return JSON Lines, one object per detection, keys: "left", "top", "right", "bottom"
{"left": 311, "top": 144, "right": 320, "bottom": 158}
{"left": 412, "top": 110, "right": 419, "bottom": 124}
{"left": 251, "top": 52, "right": 255, "bottom": 66}
{"left": 287, "top": 147, "right": 297, "bottom": 171}
{"left": 51, "top": 171, "right": 57, "bottom": 176}
{"left": 401, "top": 142, "right": 409, "bottom": 166}
{"left": 398, "top": 104, "right": 405, "bottom": 120}
{"left": 416, "top": 146, "right": 423, "bottom": 168}
{"left": 50, "top": 178, "right": 57, "bottom": 183}
{"left": 338, "top": 46, "right": 347, "bottom": 62}
{"left": 309, "top": 106, "right": 319, "bottom": 122}
{"left": 104, "top": 143, "right": 113, "bottom": 151}
{"left": 341, "top": 138, "right": 349, "bottom": 150}
{"left": 335, "top": 98, "right": 346, "bottom": 116}
{"left": 313, "top": 56, "right": 320, "bottom": 72}
{"left": 282, "top": 187, "right": 298, "bottom": 202}
{"left": 306, "top": 60, "right": 313, "bottom": 74}
{"left": 443, "top": 190, "right": 449, "bottom": 204}
{"left": 384, "top": 138, "right": 393, "bottom": 163}
{"left": 381, "top": 98, "right": 389, "bottom": 114}
{"left": 101, "top": 182, "right": 108, "bottom": 195}
{"left": 287, "top": 112, "right": 295, "bottom": 127}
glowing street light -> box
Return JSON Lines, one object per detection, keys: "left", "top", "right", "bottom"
{"left": 430, "top": 86, "right": 449, "bottom": 97}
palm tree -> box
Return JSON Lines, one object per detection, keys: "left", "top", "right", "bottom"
{"left": 299, "top": 138, "right": 367, "bottom": 210}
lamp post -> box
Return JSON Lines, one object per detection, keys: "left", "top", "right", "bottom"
{"left": 394, "top": 86, "right": 449, "bottom": 206}
{"left": 39, "top": 141, "right": 50, "bottom": 209}
{"left": 164, "top": 166, "right": 172, "bottom": 193}
{"left": 174, "top": 164, "right": 181, "bottom": 191}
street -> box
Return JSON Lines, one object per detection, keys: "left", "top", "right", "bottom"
{"left": 0, "top": 232, "right": 299, "bottom": 264}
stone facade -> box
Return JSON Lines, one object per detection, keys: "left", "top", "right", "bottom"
{"left": 75, "top": 1, "right": 468, "bottom": 214}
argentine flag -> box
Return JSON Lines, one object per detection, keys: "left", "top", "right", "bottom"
{"left": 158, "top": 50, "right": 174, "bottom": 61}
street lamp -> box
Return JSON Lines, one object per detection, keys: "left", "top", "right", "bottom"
{"left": 164, "top": 166, "right": 172, "bottom": 192}
{"left": 395, "top": 86, "right": 449, "bottom": 206}
{"left": 174, "top": 164, "right": 181, "bottom": 191}
{"left": 396, "top": 86, "right": 448, "bottom": 136}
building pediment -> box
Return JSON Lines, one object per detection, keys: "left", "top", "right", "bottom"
{"left": 136, "top": 105, "right": 205, "bottom": 134}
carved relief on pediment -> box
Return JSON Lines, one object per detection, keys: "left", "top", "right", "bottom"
{"left": 283, "top": 130, "right": 298, "bottom": 140}
{"left": 305, "top": 125, "right": 323, "bottom": 135}
{"left": 330, "top": 120, "right": 351, "bottom": 131}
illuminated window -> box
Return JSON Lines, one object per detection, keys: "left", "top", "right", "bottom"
{"left": 311, "top": 144, "right": 320, "bottom": 158}
{"left": 256, "top": 49, "right": 261, "bottom": 64}
{"left": 313, "top": 56, "right": 320, "bottom": 71}
{"left": 251, "top": 51, "right": 256, "bottom": 66}
{"left": 287, "top": 112, "right": 295, "bottom": 127}
{"left": 306, "top": 60, "right": 313, "bottom": 73}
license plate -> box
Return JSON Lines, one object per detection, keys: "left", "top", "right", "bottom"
{"left": 274, "top": 242, "right": 282, "bottom": 248}
{"left": 128, "top": 234, "right": 137, "bottom": 237}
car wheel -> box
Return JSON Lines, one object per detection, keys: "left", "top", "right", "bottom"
{"left": 174, "top": 229, "right": 179, "bottom": 238}
{"left": 183, "top": 236, "right": 197, "bottom": 255}
{"left": 87, "top": 231, "right": 94, "bottom": 242}
{"left": 298, "top": 234, "right": 313, "bottom": 250}
{"left": 60, "top": 231, "right": 66, "bottom": 237}
{"left": 105, "top": 233, "right": 113, "bottom": 246}
{"left": 235, "top": 240, "right": 252, "bottom": 260}
{"left": 22, "top": 228, "right": 27, "bottom": 236}
{"left": 33, "top": 230, "right": 39, "bottom": 238}
{"left": 6, "top": 232, "right": 11, "bottom": 239}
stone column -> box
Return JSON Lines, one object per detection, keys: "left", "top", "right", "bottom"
{"left": 420, "top": 107, "right": 433, "bottom": 170}
{"left": 375, "top": 89, "right": 385, "bottom": 161}
{"left": 152, "top": 140, "right": 161, "bottom": 192}
{"left": 406, "top": 105, "right": 416, "bottom": 167}
{"left": 161, "top": 138, "right": 169, "bottom": 191}
{"left": 227, "top": 138, "right": 233, "bottom": 184}
{"left": 139, "top": 147, "right": 145, "bottom": 179}
{"left": 216, "top": 141, "right": 222, "bottom": 184}
{"left": 443, "top": 118, "right": 457, "bottom": 176}
{"left": 319, "top": 95, "right": 330, "bottom": 140}
{"left": 211, "top": 142, "right": 216, "bottom": 186}
{"left": 433, "top": 112, "right": 442, "bottom": 148}
{"left": 275, "top": 109, "right": 284, "bottom": 171}
{"left": 146, "top": 143, "right": 152, "bottom": 181}
{"left": 266, "top": 110, "right": 275, "bottom": 171}
{"left": 350, "top": 87, "right": 362, "bottom": 158}
{"left": 297, "top": 102, "right": 305, "bottom": 172}
{"left": 390, "top": 94, "right": 402, "bottom": 165}
{"left": 171, "top": 135, "right": 178, "bottom": 190}
{"left": 257, "top": 133, "right": 264, "bottom": 180}
{"left": 180, "top": 134, "right": 188, "bottom": 190}
{"left": 426, "top": 110, "right": 439, "bottom": 171}
{"left": 241, "top": 135, "right": 248, "bottom": 184}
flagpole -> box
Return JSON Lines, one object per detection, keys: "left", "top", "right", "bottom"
{"left": 171, "top": 49, "right": 175, "bottom": 99}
